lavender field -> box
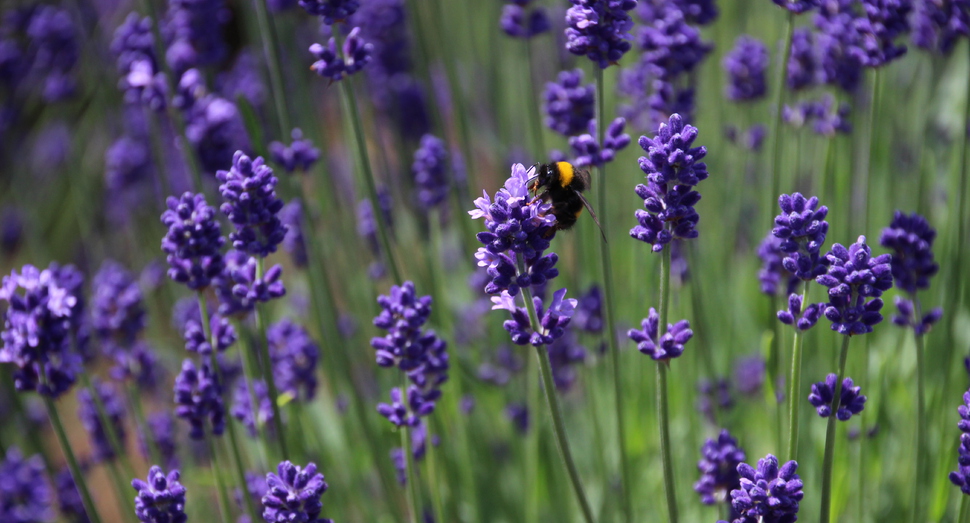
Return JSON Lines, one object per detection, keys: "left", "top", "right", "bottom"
{"left": 0, "top": 0, "right": 968, "bottom": 522}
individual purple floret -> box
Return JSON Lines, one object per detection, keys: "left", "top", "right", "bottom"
{"left": 0, "top": 263, "right": 82, "bottom": 397}
{"left": 808, "top": 373, "right": 867, "bottom": 420}
{"left": 628, "top": 307, "right": 692, "bottom": 361}
{"left": 695, "top": 430, "right": 746, "bottom": 507}
{"left": 564, "top": 0, "right": 638, "bottom": 69}
{"left": 78, "top": 380, "right": 128, "bottom": 462}
{"left": 783, "top": 95, "right": 852, "bottom": 136}
{"left": 879, "top": 210, "right": 940, "bottom": 295}
{"left": 132, "top": 466, "right": 187, "bottom": 523}
{"left": 269, "top": 128, "right": 320, "bottom": 174}
{"left": 787, "top": 28, "right": 819, "bottom": 90}
{"left": 232, "top": 379, "right": 273, "bottom": 438}
{"left": 413, "top": 134, "right": 449, "bottom": 208}
{"left": 262, "top": 461, "right": 332, "bottom": 523}
{"left": 722, "top": 36, "right": 769, "bottom": 102}
{"left": 771, "top": 192, "right": 830, "bottom": 281}
{"left": 173, "top": 358, "right": 225, "bottom": 440}
{"left": 816, "top": 236, "right": 894, "bottom": 336}
{"left": 568, "top": 117, "right": 631, "bottom": 168}
{"left": 299, "top": 0, "right": 359, "bottom": 24}
{"left": 757, "top": 232, "right": 800, "bottom": 297}
{"left": 0, "top": 447, "right": 54, "bottom": 522}
{"left": 500, "top": 0, "right": 551, "bottom": 38}
{"left": 912, "top": 0, "right": 970, "bottom": 55}
{"left": 777, "top": 292, "right": 823, "bottom": 331}
{"left": 772, "top": 0, "right": 820, "bottom": 14}
{"left": 544, "top": 69, "right": 595, "bottom": 137}
{"left": 183, "top": 314, "right": 236, "bottom": 355}
{"left": 728, "top": 455, "right": 803, "bottom": 522}
{"left": 377, "top": 386, "right": 436, "bottom": 427}
{"left": 268, "top": 319, "right": 319, "bottom": 402}
{"left": 630, "top": 113, "right": 709, "bottom": 252}
{"left": 92, "top": 259, "right": 146, "bottom": 349}
{"left": 892, "top": 296, "right": 942, "bottom": 335}
{"left": 217, "top": 151, "right": 287, "bottom": 257}
{"left": 161, "top": 192, "right": 226, "bottom": 291}
{"left": 309, "top": 27, "right": 372, "bottom": 82}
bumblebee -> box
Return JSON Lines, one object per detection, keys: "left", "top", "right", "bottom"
{"left": 528, "top": 161, "right": 606, "bottom": 241}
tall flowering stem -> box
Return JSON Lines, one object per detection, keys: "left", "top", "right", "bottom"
{"left": 593, "top": 65, "right": 632, "bottom": 523}
{"left": 398, "top": 374, "right": 421, "bottom": 523}
{"left": 253, "top": 269, "right": 289, "bottom": 460}
{"left": 785, "top": 285, "right": 808, "bottom": 460}
{"left": 251, "top": 0, "right": 291, "bottom": 138}
{"left": 42, "top": 392, "right": 104, "bottom": 523}
{"left": 656, "top": 246, "right": 678, "bottom": 523}
{"left": 818, "top": 334, "right": 851, "bottom": 523}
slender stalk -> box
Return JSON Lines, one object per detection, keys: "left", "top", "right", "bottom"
{"left": 42, "top": 392, "right": 105, "bottom": 523}
{"left": 520, "top": 283, "right": 595, "bottom": 523}
{"left": 426, "top": 425, "right": 446, "bottom": 523}
{"left": 593, "top": 65, "right": 632, "bottom": 523}
{"left": 254, "top": 260, "right": 289, "bottom": 460}
{"left": 819, "top": 334, "right": 852, "bottom": 523}
{"left": 913, "top": 297, "right": 927, "bottom": 523}
{"left": 400, "top": 379, "right": 421, "bottom": 523}
{"left": 78, "top": 372, "right": 136, "bottom": 481}
{"left": 656, "top": 246, "right": 678, "bottom": 523}
{"left": 204, "top": 431, "right": 235, "bottom": 523}
{"left": 786, "top": 283, "right": 810, "bottom": 461}
{"left": 767, "top": 12, "right": 795, "bottom": 226}
{"left": 251, "top": 0, "right": 290, "bottom": 138}
{"left": 858, "top": 71, "right": 880, "bottom": 233}
{"left": 124, "top": 383, "right": 162, "bottom": 467}
{"left": 226, "top": 421, "right": 260, "bottom": 522}
{"left": 525, "top": 39, "right": 547, "bottom": 156}
{"left": 955, "top": 45, "right": 970, "bottom": 311}
{"left": 961, "top": 495, "right": 970, "bottom": 523}
{"left": 526, "top": 342, "right": 540, "bottom": 523}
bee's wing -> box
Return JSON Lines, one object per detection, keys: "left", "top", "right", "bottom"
{"left": 575, "top": 189, "right": 607, "bottom": 243}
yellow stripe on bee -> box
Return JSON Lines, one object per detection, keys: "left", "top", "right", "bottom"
{"left": 555, "top": 161, "right": 574, "bottom": 188}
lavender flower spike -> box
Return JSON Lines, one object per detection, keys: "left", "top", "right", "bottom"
{"left": 216, "top": 151, "right": 287, "bottom": 257}
{"left": 0, "top": 447, "right": 54, "bottom": 522}
{"left": 132, "top": 466, "right": 187, "bottom": 523}
{"left": 808, "top": 373, "right": 867, "bottom": 420}
{"left": 949, "top": 388, "right": 970, "bottom": 494}
{"left": 777, "top": 292, "right": 823, "bottom": 331}
{"left": 879, "top": 211, "right": 940, "bottom": 295}
{"left": 160, "top": 192, "right": 225, "bottom": 291}
{"left": 544, "top": 69, "right": 595, "bottom": 137}
{"left": 816, "top": 236, "right": 894, "bottom": 336}
{"left": 627, "top": 307, "right": 693, "bottom": 361}
{"left": 695, "top": 429, "right": 746, "bottom": 507}
{"left": 771, "top": 192, "right": 829, "bottom": 281}
{"left": 564, "top": 0, "right": 638, "bottom": 69}
{"left": 729, "top": 454, "right": 803, "bottom": 522}
{"left": 262, "top": 461, "right": 333, "bottom": 523}
{"left": 722, "top": 35, "right": 769, "bottom": 102}
{"left": 269, "top": 128, "right": 320, "bottom": 174}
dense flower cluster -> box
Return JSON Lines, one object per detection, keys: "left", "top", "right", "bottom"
{"left": 173, "top": 359, "right": 225, "bottom": 440}
{"left": 0, "top": 6, "right": 79, "bottom": 103}
{"left": 112, "top": 14, "right": 166, "bottom": 110}
{"left": 492, "top": 288, "right": 578, "bottom": 346}
{"left": 0, "top": 447, "right": 54, "bottom": 522}
{"left": 722, "top": 36, "right": 769, "bottom": 102}
{"left": 726, "top": 454, "right": 803, "bottom": 523}
{"left": 176, "top": 70, "right": 250, "bottom": 174}
{"left": 500, "top": 0, "right": 550, "bottom": 38}
{"left": 544, "top": 69, "right": 595, "bottom": 137}
{"left": 630, "top": 113, "right": 709, "bottom": 251}
{"left": 777, "top": 292, "right": 823, "bottom": 331}
{"left": 911, "top": 0, "right": 970, "bottom": 54}
{"left": 412, "top": 134, "right": 449, "bottom": 208}
{"left": 160, "top": 192, "right": 225, "bottom": 291}
{"left": 892, "top": 296, "right": 942, "bottom": 335}
{"left": 879, "top": 211, "right": 940, "bottom": 294}
{"left": 949, "top": 389, "right": 970, "bottom": 494}
{"left": 220, "top": 256, "right": 286, "bottom": 310}
{"left": 182, "top": 314, "right": 236, "bottom": 355}
{"left": 569, "top": 117, "right": 631, "bottom": 168}
{"left": 268, "top": 319, "right": 320, "bottom": 402}
{"left": 787, "top": 28, "right": 819, "bottom": 90}
{"left": 309, "top": 27, "right": 373, "bottom": 82}
{"left": 262, "top": 461, "right": 332, "bottom": 523}
{"left": 627, "top": 307, "right": 693, "bottom": 361}
{"left": 816, "top": 236, "right": 894, "bottom": 335}
{"left": 131, "top": 466, "right": 187, "bottom": 523}
{"left": 216, "top": 151, "right": 287, "bottom": 257}
{"left": 78, "top": 380, "right": 128, "bottom": 462}
{"left": 162, "top": 0, "right": 229, "bottom": 74}
{"left": 695, "top": 430, "right": 746, "bottom": 508}
{"left": 771, "top": 193, "right": 830, "bottom": 281}
{"left": 757, "top": 233, "right": 800, "bottom": 296}
{"left": 564, "top": 0, "right": 638, "bottom": 69}
{"left": 783, "top": 95, "right": 852, "bottom": 136}
{"left": 269, "top": 128, "right": 320, "bottom": 174}
{"left": 92, "top": 259, "right": 146, "bottom": 349}
{"left": 808, "top": 373, "right": 867, "bottom": 420}
{"left": 0, "top": 263, "right": 82, "bottom": 397}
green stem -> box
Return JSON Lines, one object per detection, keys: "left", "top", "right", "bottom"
{"left": 786, "top": 283, "right": 810, "bottom": 461}
{"left": 955, "top": 45, "right": 970, "bottom": 310}
{"left": 254, "top": 260, "right": 289, "bottom": 460}
{"left": 767, "top": 11, "right": 795, "bottom": 226}
{"left": 104, "top": 459, "right": 137, "bottom": 520}
{"left": 913, "top": 297, "right": 927, "bottom": 523}
{"left": 226, "top": 421, "right": 260, "bottom": 522}
{"left": 520, "top": 283, "right": 595, "bottom": 523}
{"left": 526, "top": 343, "right": 540, "bottom": 523}
{"left": 593, "top": 65, "right": 632, "bottom": 523}
{"left": 124, "top": 382, "right": 161, "bottom": 467}
{"left": 205, "top": 430, "right": 235, "bottom": 523}
{"left": 400, "top": 379, "right": 421, "bottom": 523}
{"left": 819, "top": 334, "right": 852, "bottom": 523}
{"left": 426, "top": 424, "right": 446, "bottom": 523}
{"left": 656, "top": 246, "right": 678, "bottom": 523}
{"left": 250, "top": 0, "right": 290, "bottom": 138}
{"left": 859, "top": 71, "right": 880, "bottom": 233}
{"left": 42, "top": 392, "right": 105, "bottom": 523}
{"left": 525, "top": 38, "right": 547, "bottom": 156}
{"left": 960, "top": 495, "right": 970, "bottom": 523}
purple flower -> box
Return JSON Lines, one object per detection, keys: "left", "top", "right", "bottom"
{"left": 0, "top": 208, "right": 23, "bottom": 256}
{"left": 772, "top": 0, "right": 820, "bottom": 13}
{"left": 771, "top": 192, "right": 830, "bottom": 281}
{"left": 18, "top": 6, "right": 79, "bottom": 102}
{"left": 627, "top": 307, "right": 692, "bottom": 361}
{"left": 162, "top": 0, "right": 229, "bottom": 74}
{"left": 219, "top": 255, "right": 286, "bottom": 309}
{"left": 734, "top": 355, "right": 766, "bottom": 396}
{"left": 261, "top": 461, "right": 332, "bottom": 523}
{"left": 630, "top": 113, "right": 709, "bottom": 251}
{"left": 112, "top": 14, "right": 165, "bottom": 111}
{"left": 267, "top": 319, "right": 319, "bottom": 401}
{"left": 572, "top": 285, "right": 603, "bottom": 333}
{"left": 757, "top": 232, "right": 800, "bottom": 296}
{"left": 950, "top": 389, "right": 970, "bottom": 493}
{"left": 280, "top": 200, "right": 308, "bottom": 268}
{"left": 0, "top": 263, "right": 82, "bottom": 397}
{"left": 501, "top": 1, "right": 551, "bottom": 38}
{"left": 493, "top": 288, "right": 578, "bottom": 346}
{"left": 777, "top": 292, "right": 823, "bottom": 330}
{"left": 544, "top": 69, "right": 595, "bottom": 137}
{"left": 568, "top": 117, "right": 631, "bottom": 168}
{"left": 217, "top": 151, "right": 287, "bottom": 257}
{"left": 173, "top": 358, "right": 225, "bottom": 440}
{"left": 695, "top": 430, "right": 746, "bottom": 508}
{"left": 78, "top": 380, "right": 128, "bottom": 462}
{"left": 178, "top": 73, "right": 251, "bottom": 174}
{"left": 859, "top": 0, "right": 913, "bottom": 68}
{"left": 412, "top": 134, "right": 449, "bottom": 208}
{"left": 787, "top": 28, "right": 819, "bottom": 90}
{"left": 299, "top": 0, "right": 359, "bottom": 24}
{"left": 160, "top": 192, "right": 225, "bottom": 291}
{"left": 879, "top": 211, "right": 940, "bottom": 295}
{"left": 783, "top": 95, "right": 852, "bottom": 136}
{"left": 564, "top": 0, "right": 638, "bottom": 69}
{"left": 547, "top": 330, "right": 586, "bottom": 391}
{"left": 132, "top": 466, "right": 187, "bottom": 523}
{"left": 110, "top": 342, "right": 164, "bottom": 392}
{"left": 183, "top": 314, "right": 236, "bottom": 355}
{"left": 269, "top": 128, "right": 320, "bottom": 174}
{"left": 506, "top": 402, "right": 531, "bottom": 434}
{"left": 92, "top": 259, "right": 146, "bottom": 349}
{"left": 309, "top": 27, "right": 372, "bottom": 82}
{"left": 723, "top": 36, "right": 769, "bottom": 102}
{"left": 891, "top": 296, "right": 942, "bottom": 335}
{"left": 816, "top": 236, "right": 894, "bottom": 335}
{"left": 0, "top": 447, "right": 54, "bottom": 523}
{"left": 729, "top": 455, "right": 803, "bottom": 522}
{"left": 697, "top": 378, "right": 734, "bottom": 423}
{"left": 724, "top": 124, "right": 768, "bottom": 152}
{"left": 808, "top": 373, "right": 867, "bottom": 420}
{"left": 814, "top": 1, "right": 868, "bottom": 91}
{"left": 912, "top": 0, "right": 970, "bottom": 55}
{"left": 232, "top": 379, "right": 273, "bottom": 438}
